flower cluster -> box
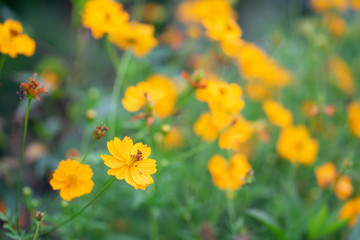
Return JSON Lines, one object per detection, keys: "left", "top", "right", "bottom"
{"left": 17, "top": 75, "right": 48, "bottom": 101}
{"left": 82, "top": 0, "right": 157, "bottom": 57}
{"left": 0, "top": 19, "right": 36, "bottom": 58}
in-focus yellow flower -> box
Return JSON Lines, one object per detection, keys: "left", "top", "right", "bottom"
{"left": 0, "top": 19, "right": 36, "bottom": 58}
{"left": 324, "top": 15, "right": 347, "bottom": 37}
{"left": 109, "top": 22, "right": 157, "bottom": 57}
{"left": 202, "top": 17, "right": 242, "bottom": 44}
{"left": 219, "top": 118, "right": 253, "bottom": 151}
{"left": 314, "top": 162, "right": 336, "bottom": 188}
{"left": 263, "top": 99, "right": 292, "bottom": 128}
{"left": 277, "top": 125, "right": 319, "bottom": 165}
{"left": 163, "top": 126, "right": 184, "bottom": 149}
{"left": 339, "top": 196, "right": 360, "bottom": 227}
{"left": 122, "top": 74, "right": 177, "bottom": 118}
{"left": 82, "top": 0, "right": 129, "bottom": 39}
{"left": 328, "top": 57, "right": 354, "bottom": 95}
{"left": 50, "top": 159, "right": 94, "bottom": 201}
{"left": 348, "top": 102, "right": 360, "bottom": 138}
{"left": 101, "top": 137, "right": 157, "bottom": 190}
{"left": 193, "top": 112, "right": 220, "bottom": 142}
{"left": 208, "top": 154, "right": 252, "bottom": 191}
{"left": 335, "top": 176, "right": 353, "bottom": 200}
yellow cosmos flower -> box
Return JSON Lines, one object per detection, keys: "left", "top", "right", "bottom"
{"left": 310, "top": 0, "right": 348, "bottom": 13}
{"left": 335, "top": 176, "right": 353, "bottom": 200}
{"left": 101, "top": 137, "right": 157, "bottom": 190}
{"left": 328, "top": 57, "right": 355, "bottom": 95}
{"left": 163, "top": 127, "right": 184, "bottom": 149}
{"left": 244, "top": 82, "right": 272, "bottom": 101}
{"left": 314, "top": 162, "right": 336, "bottom": 188}
{"left": 339, "top": 196, "right": 360, "bottom": 227}
{"left": 202, "top": 17, "right": 242, "bottom": 44}
{"left": 193, "top": 112, "right": 220, "bottom": 142}
{"left": 219, "top": 118, "right": 253, "bottom": 151}
{"left": 82, "top": 0, "right": 129, "bottom": 39}
{"left": 348, "top": 102, "right": 360, "bottom": 138}
{"left": 237, "top": 42, "right": 291, "bottom": 87}
{"left": 49, "top": 159, "right": 94, "bottom": 201}
{"left": 351, "top": 0, "right": 360, "bottom": 10}
{"left": 122, "top": 74, "right": 177, "bottom": 118}
{"left": 221, "top": 38, "right": 245, "bottom": 58}
{"left": 0, "top": 19, "right": 36, "bottom": 58}
{"left": 262, "top": 99, "right": 292, "bottom": 128}
{"left": 208, "top": 154, "right": 252, "bottom": 191}
{"left": 109, "top": 22, "right": 158, "bottom": 57}
{"left": 277, "top": 125, "right": 319, "bottom": 165}
{"left": 324, "top": 15, "right": 347, "bottom": 37}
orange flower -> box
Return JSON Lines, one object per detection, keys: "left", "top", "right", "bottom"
{"left": 351, "top": 0, "right": 360, "bottom": 10}
{"left": 277, "top": 125, "right": 319, "bottom": 165}
{"left": 208, "top": 154, "right": 252, "bottom": 191}
{"left": 262, "top": 99, "right": 292, "bottom": 128}
{"left": 122, "top": 74, "right": 177, "bottom": 118}
{"left": 219, "top": 118, "right": 253, "bottom": 151}
{"left": 314, "top": 162, "right": 336, "bottom": 188}
{"left": 310, "top": 0, "right": 348, "bottom": 13}
{"left": 202, "top": 17, "right": 242, "bottom": 44}
{"left": 193, "top": 112, "right": 220, "bottom": 142}
{"left": 163, "top": 126, "right": 184, "bottom": 149}
{"left": 82, "top": 0, "right": 129, "bottom": 39}
{"left": 17, "top": 75, "right": 48, "bottom": 101}
{"left": 328, "top": 57, "right": 354, "bottom": 95}
{"left": 108, "top": 22, "right": 158, "bottom": 57}
{"left": 244, "top": 82, "right": 272, "bottom": 101}
{"left": 339, "top": 196, "right": 360, "bottom": 227}
{"left": 50, "top": 159, "right": 94, "bottom": 201}
{"left": 348, "top": 101, "right": 360, "bottom": 138}
{"left": 324, "top": 15, "right": 347, "bottom": 37}
{"left": 335, "top": 176, "right": 354, "bottom": 200}
{"left": 0, "top": 19, "right": 36, "bottom": 58}
{"left": 101, "top": 137, "right": 157, "bottom": 190}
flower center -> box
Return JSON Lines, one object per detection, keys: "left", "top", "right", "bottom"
{"left": 10, "top": 29, "right": 20, "bottom": 37}
{"left": 68, "top": 174, "right": 78, "bottom": 184}
{"left": 128, "top": 150, "right": 143, "bottom": 166}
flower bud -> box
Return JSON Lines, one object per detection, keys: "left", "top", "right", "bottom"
{"left": 92, "top": 123, "right": 109, "bottom": 140}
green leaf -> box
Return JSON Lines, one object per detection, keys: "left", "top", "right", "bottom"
{"left": 246, "top": 208, "right": 287, "bottom": 240}
{"left": 307, "top": 205, "right": 328, "bottom": 239}
{"left": 347, "top": 216, "right": 360, "bottom": 240}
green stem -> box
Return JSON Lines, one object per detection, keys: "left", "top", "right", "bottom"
{"left": 41, "top": 177, "right": 116, "bottom": 236}
{"left": 81, "top": 139, "right": 96, "bottom": 163}
{"left": 226, "top": 191, "right": 236, "bottom": 236}
{"left": 108, "top": 50, "right": 132, "bottom": 137}
{"left": 149, "top": 208, "right": 159, "bottom": 240}
{"left": 0, "top": 54, "right": 6, "bottom": 75}
{"left": 16, "top": 99, "right": 31, "bottom": 229}
{"left": 33, "top": 221, "right": 41, "bottom": 240}
{"left": 242, "top": 186, "right": 248, "bottom": 228}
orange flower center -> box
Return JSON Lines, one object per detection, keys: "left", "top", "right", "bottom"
{"left": 10, "top": 28, "right": 20, "bottom": 37}
{"left": 68, "top": 174, "right": 78, "bottom": 184}
{"left": 128, "top": 150, "right": 143, "bottom": 166}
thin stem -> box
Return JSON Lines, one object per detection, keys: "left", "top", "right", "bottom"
{"left": 149, "top": 208, "right": 159, "bottom": 240}
{"left": 226, "top": 191, "right": 236, "bottom": 236}
{"left": 108, "top": 50, "right": 132, "bottom": 137}
{"left": 242, "top": 186, "right": 248, "bottom": 228}
{"left": 0, "top": 54, "right": 6, "bottom": 75}
{"left": 16, "top": 99, "right": 31, "bottom": 229}
{"left": 32, "top": 221, "right": 41, "bottom": 240}
{"left": 41, "top": 177, "right": 116, "bottom": 236}
{"left": 81, "top": 139, "right": 96, "bottom": 163}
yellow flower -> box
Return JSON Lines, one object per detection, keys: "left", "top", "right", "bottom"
{"left": 109, "top": 22, "right": 158, "bottom": 57}
{"left": 339, "top": 196, "right": 360, "bottom": 227}
{"left": 314, "top": 162, "right": 336, "bottom": 188}
{"left": 163, "top": 127, "right": 184, "bottom": 149}
{"left": 262, "top": 99, "right": 292, "bottom": 128}
{"left": 348, "top": 102, "right": 360, "bottom": 138}
{"left": 193, "top": 112, "right": 220, "bottom": 142}
{"left": 324, "top": 15, "right": 347, "bottom": 37}
{"left": 244, "top": 82, "right": 272, "bottom": 101}
{"left": 49, "top": 159, "right": 94, "bottom": 201}
{"left": 351, "top": 0, "right": 360, "bottom": 10}
{"left": 101, "top": 137, "right": 157, "bottom": 190}
{"left": 122, "top": 74, "right": 177, "bottom": 118}
{"left": 0, "top": 19, "right": 36, "bottom": 58}
{"left": 82, "top": 0, "right": 129, "bottom": 39}
{"left": 202, "top": 17, "right": 242, "bottom": 44}
{"left": 310, "top": 0, "right": 348, "bottom": 13}
{"left": 219, "top": 118, "right": 253, "bottom": 151}
{"left": 208, "top": 154, "right": 252, "bottom": 191}
{"left": 328, "top": 57, "right": 355, "bottom": 95}
{"left": 221, "top": 38, "right": 245, "bottom": 57}
{"left": 277, "top": 125, "right": 319, "bottom": 165}
{"left": 335, "top": 176, "right": 353, "bottom": 200}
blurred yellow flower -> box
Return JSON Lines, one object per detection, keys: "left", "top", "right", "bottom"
{"left": 101, "top": 137, "right": 157, "bottom": 190}
{"left": 41, "top": 71, "right": 60, "bottom": 91}
{"left": 122, "top": 74, "right": 177, "bottom": 118}
{"left": 208, "top": 154, "right": 252, "bottom": 191}
{"left": 193, "top": 112, "right": 220, "bottom": 142}
{"left": 244, "top": 82, "right": 272, "bottom": 101}
{"left": 109, "top": 22, "right": 158, "bottom": 57}
{"left": 82, "top": 0, "right": 129, "bottom": 39}
{"left": 314, "top": 162, "right": 336, "bottom": 188}
{"left": 328, "top": 57, "right": 355, "bottom": 95}
{"left": 0, "top": 19, "right": 35, "bottom": 58}
{"left": 351, "top": 0, "right": 360, "bottom": 10}
{"left": 277, "top": 125, "right": 319, "bottom": 165}
{"left": 335, "top": 176, "right": 353, "bottom": 200}
{"left": 263, "top": 99, "right": 292, "bottom": 128}
{"left": 348, "top": 101, "right": 360, "bottom": 138}
{"left": 324, "top": 15, "right": 347, "bottom": 37}
{"left": 310, "top": 0, "right": 348, "bottom": 13}
{"left": 202, "top": 17, "right": 242, "bottom": 44}
{"left": 219, "top": 118, "right": 253, "bottom": 151}
{"left": 50, "top": 159, "right": 94, "bottom": 201}
{"left": 339, "top": 196, "right": 360, "bottom": 227}
{"left": 163, "top": 126, "right": 184, "bottom": 149}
